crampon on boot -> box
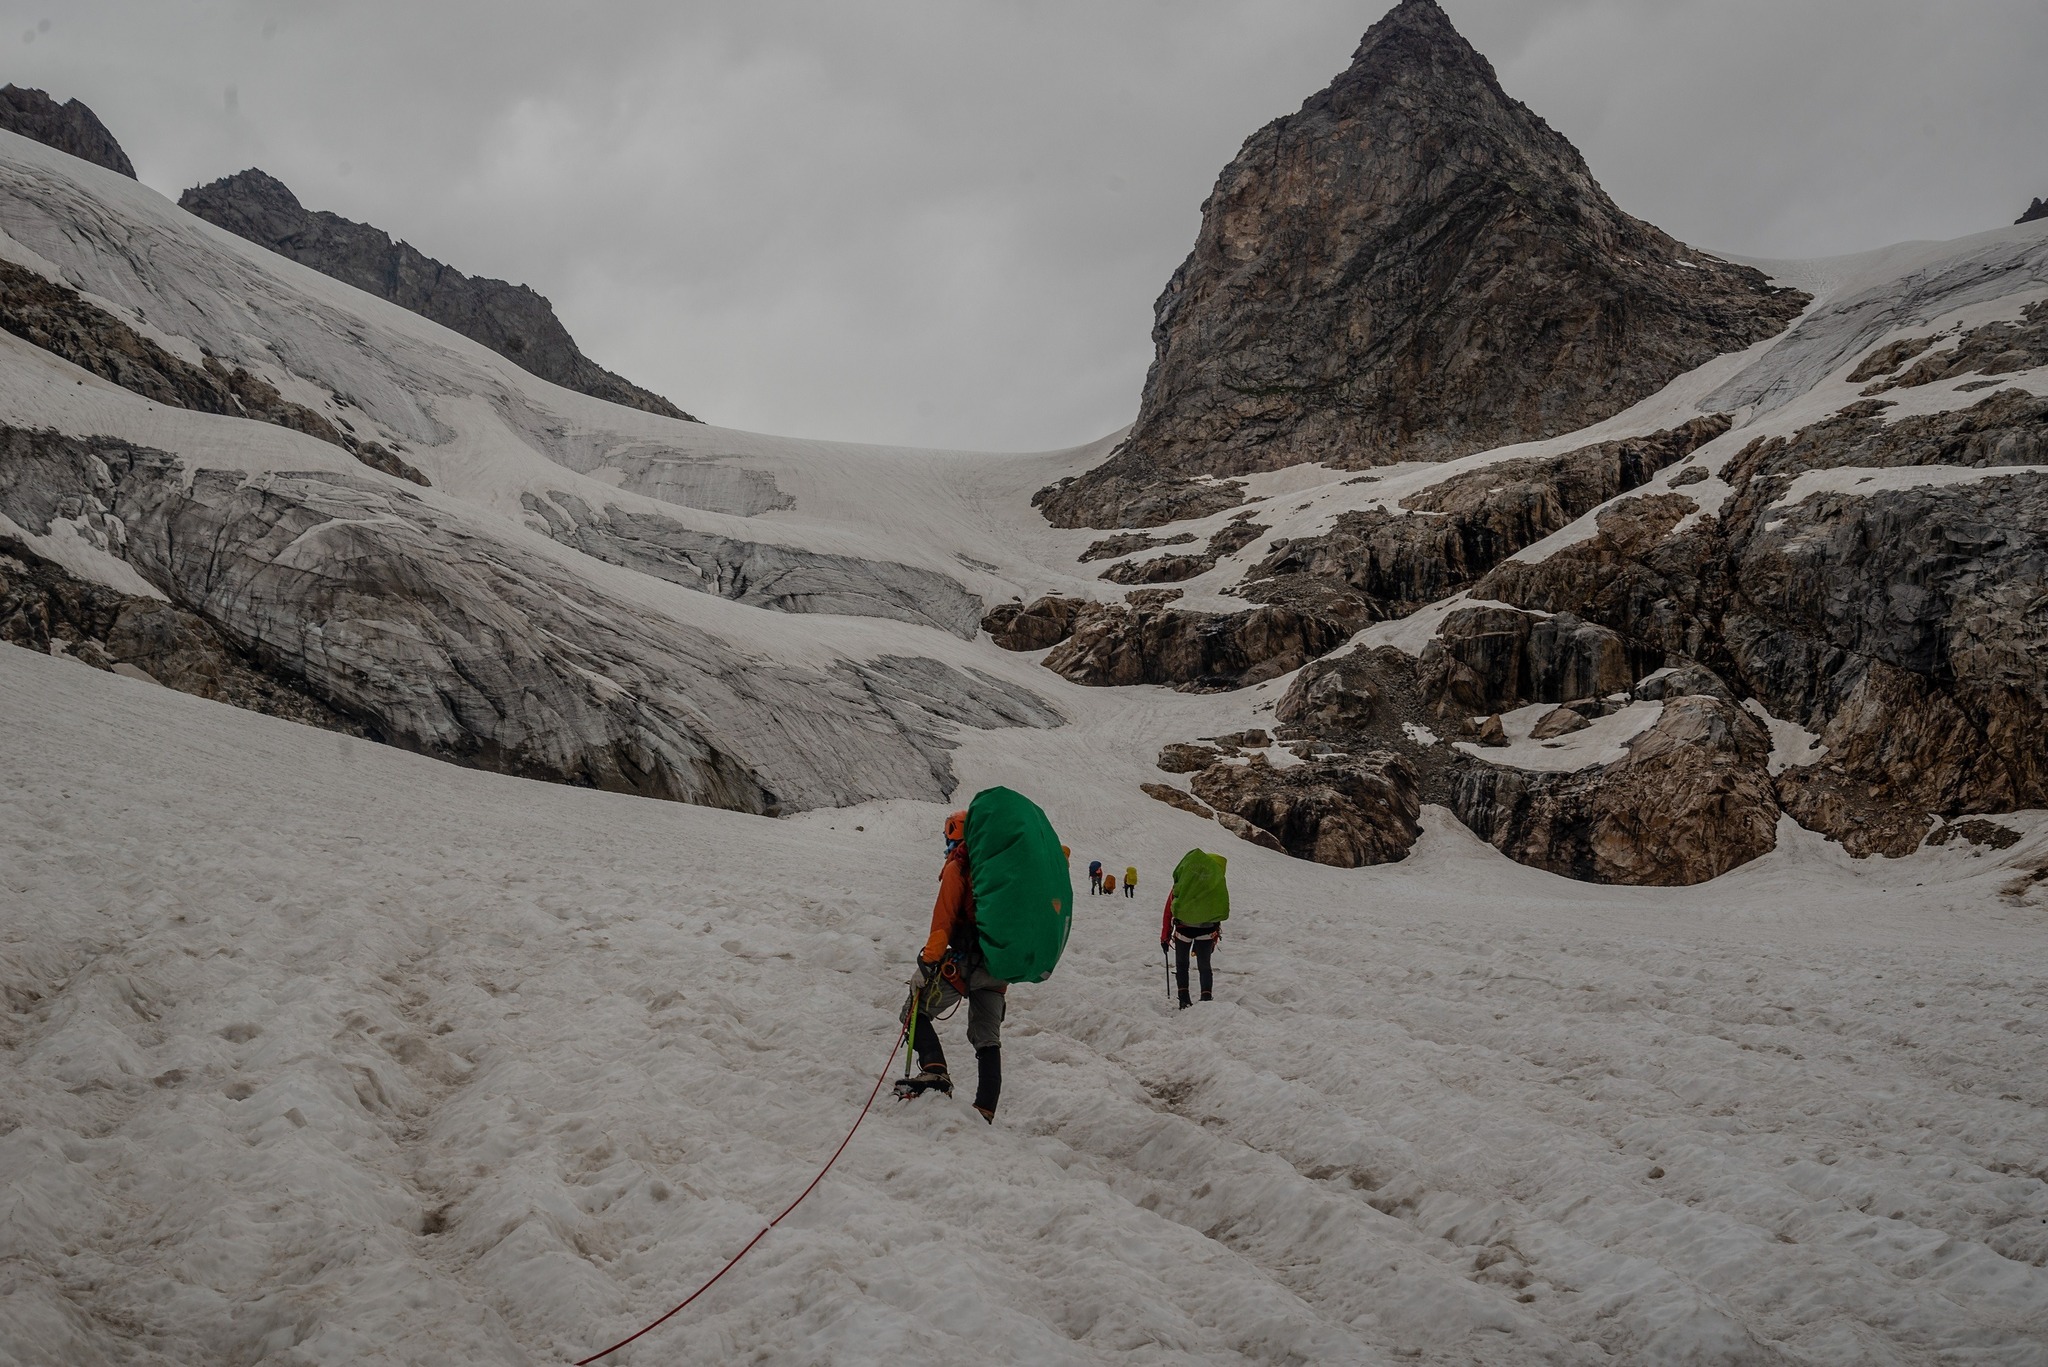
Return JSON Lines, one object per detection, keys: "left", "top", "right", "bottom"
{"left": 894, "top": 1064, "right": 951, "bottom": 1100}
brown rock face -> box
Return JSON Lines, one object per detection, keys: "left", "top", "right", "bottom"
{"left": 1418, "top": 605, "right": 1635, "bottom": 718}
{"left": 179, "top": 169, "right": 696, "bottom": 423}
{"left": 981, "top": 595, "right": 1085, "bottom": 651}
{"left": 1191, "top": 752, "right": 1422, "bottom": 866}
{"left": 1276, "top": 653, "right": 1382, "bottom": 730}
{"left": 1528, "top": 706, "right": 1590, "bottom": 740}
{"left": 1246, "top": 420, "right": 1725, "bottom": 627}
{"left": 1043, "top": 602, "right": 1349, "bottom": 691}
{"left": 1453, "top": 695, "right": 1779, "bottom": 885}
{"left": 1141, "top": 782, "right": 1216, "bottom": 819}
{"left": 1040, "top": 0, "right": 1803, "bottom": 528}
{"left": 0, "top": 85, "right": 135, "bottom": 178}
{"left": 1474, "top": 391, "right": 2048, "bottom": 856}
{"left": 1157, "top": 742, "right": 1225, "bottom": 774}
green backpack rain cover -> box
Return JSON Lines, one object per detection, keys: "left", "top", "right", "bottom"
{"left": 1170, "top": 849, "right": 1230, "bottom": 926}
{"left": 965, "top": 787, "right": 1073, "bottom": 984}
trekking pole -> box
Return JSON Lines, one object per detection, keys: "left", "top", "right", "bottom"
{"left": 1161, "top": 943, "right": 1172, "bottom": 1005}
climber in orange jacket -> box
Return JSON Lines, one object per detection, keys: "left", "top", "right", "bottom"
{"left": 899, "top": 809, "right": 1008, "bottom": 1120}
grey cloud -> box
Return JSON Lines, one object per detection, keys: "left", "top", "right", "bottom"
{"left": 9, "top": 0, "right": 2045, "bottom": 451}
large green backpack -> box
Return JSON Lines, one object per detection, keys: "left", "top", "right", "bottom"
{"left": 965, "top": 787, "right": 1073, "bottom": 984}
{"left": 1170, "top": 849, "right": 1230, "bottom": 926}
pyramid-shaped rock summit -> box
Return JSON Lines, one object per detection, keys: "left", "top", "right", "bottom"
{"left": 1042, "top": 0, "right": 1806, "bottom": 528}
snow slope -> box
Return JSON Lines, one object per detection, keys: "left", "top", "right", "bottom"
{"left": 6, "top": 644, "right": 2045, "bottom": 1366}
{"left": 4, "top": 116, "right": 2048, "bottom": 1367}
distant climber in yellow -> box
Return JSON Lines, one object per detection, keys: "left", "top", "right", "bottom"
{"left": 1124, "top": 866, "right": 1137, "bottom": 899}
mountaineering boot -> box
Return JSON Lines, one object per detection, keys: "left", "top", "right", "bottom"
{"left": 894, "top": 1063, "right": 952, "bottom": 1099}
{"left": 972, "top": 1046, "right": 1001, "bottom": 1123}
{"left": 1200, "top": 992, "right": 1212, "bottom": 1003}
{"left": 1178, "top": 995, "right": 1192, "bottom": 1010}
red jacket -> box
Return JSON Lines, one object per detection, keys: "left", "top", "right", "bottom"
{"left": 1161, "top": 892, "right": 1222, "bottom": 948}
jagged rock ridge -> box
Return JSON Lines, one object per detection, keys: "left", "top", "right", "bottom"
{"left": 180, "top": 168, "right": 697, "bottom": 422}
{"left": 0, "top": 84, "right": 134, "bottom": 178}
{"left": 1041, "top": 0, "right": 1804, "bottom": 529}
{"left": 2017, "top": 196, "right": 2048, "bottom": 226}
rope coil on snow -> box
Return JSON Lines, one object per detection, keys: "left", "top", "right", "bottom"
{"left": 572, "top": 1019, "right": 910, "bottom": 1364}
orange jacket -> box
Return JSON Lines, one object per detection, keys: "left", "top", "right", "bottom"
{"left": 921, "top": 846, "right": 976, "bottom": 964}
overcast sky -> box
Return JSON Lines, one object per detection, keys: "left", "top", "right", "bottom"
{"left": 12, "top": 1, "right": 2047, "bottom": 450}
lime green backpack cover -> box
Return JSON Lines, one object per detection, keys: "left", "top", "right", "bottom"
{"left": 965, "top": 787, "right": 1073, "bottom": 984}
{"left": 1170, "top": 849, "right": 1230, "bottom": 926}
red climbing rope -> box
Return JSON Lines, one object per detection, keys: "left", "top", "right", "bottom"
{"left": 572, "top": 1019, "right": 911, "bottom": 1365}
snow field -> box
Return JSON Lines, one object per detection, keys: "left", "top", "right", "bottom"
{"left": 5, "top": 644, "right": 2046, "bottom": 1365}
{"left": 4, "top": 128, "right": 2048, "bottom": 1366}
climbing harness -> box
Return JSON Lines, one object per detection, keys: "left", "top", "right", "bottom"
{"left": 571, "top": 1018, "right": 909, "bottom": 1364}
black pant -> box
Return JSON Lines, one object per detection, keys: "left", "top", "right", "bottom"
{"left": 1175, "top": 934, "right": 1214, "bottom": 1002}
{"left": 1123, "top": 883, "right": 1134, "bottom": 897}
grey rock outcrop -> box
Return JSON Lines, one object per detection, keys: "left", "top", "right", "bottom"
{"left": 1453, "top": 695, "right": 1778, "bottom": 885}
{"left": 1189, "top": 752, "right": 1422, "bottom": 866}
{"left": 1040, "top": 0, "right": 1802, "bottom": 528}
{"left": 2017, "top": 197, "right": 2048, "bottom": 226}
{"left": 0, "top": 85, "right": 134, "bottom": 178}
{"left": 1633, "top": 662, "right": 1734, "bottom": 705}
{"left": 179, "top": 169, "right": 695, "bottom": 422}
{"left": 1099, "top": 551, "right": 1212, "bottom": 585}
{"left": 1080, "top": 531, "right": 1194, "bottom": 563}
{"left": 1417, "top": 605, "right": 1634, "bottom": 718}
{"left": 1275, "top": 652, "right": 1382, "bottom": 731}
{"left": 1246, "top": 419, "right": 1724, "bottom": 627}
{"left": 1476, "top": 390, "right": 2048, "bottom": 856}
{"left": 0, "top": 257, "right": 429, "bottom": 484}
{"left": 1855, "top": 301, "right": 2048, "bottom": 395}
{"left": 1099, "top": 513, "right": 1273, "bottom": 585}
{"left": 521, "top": 490, "right": 983, "bottom": 638}
{"left": 1706, "top": 231, "right": 2048, "bottom": 417}
{"left": 1043, "top": 602, "right": 1349, "bottom": 691}
{"left": 1, "top": 533, "right": 358, "bottom": 733}
{"left": 0, "top": 427, "right": 1057, "bottom": 814}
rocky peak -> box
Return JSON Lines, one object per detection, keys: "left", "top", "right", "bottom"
{"left": 1039, "top": 0, "right": 1804, "bottom": 528}
{"left": 2017, "top": 196, "right": 2048, "bottom": 226}
{"left": 180, "top": 169, "right": 699, "bottom": 422}
{"left": 0, "top": 84, "right": 135, "bottom": 178}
